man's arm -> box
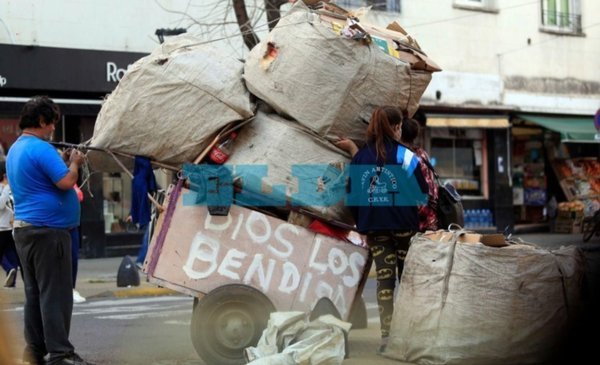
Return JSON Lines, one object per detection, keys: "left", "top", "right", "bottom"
{"left": 56, "top": 150, "right": 84, "bottom": 190}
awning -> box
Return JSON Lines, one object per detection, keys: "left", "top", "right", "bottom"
{"left": 426, "top": 117, "right": 509, "bottom": 129}
{"left": 517, "top": 114, "right": 598, "bottom": 143}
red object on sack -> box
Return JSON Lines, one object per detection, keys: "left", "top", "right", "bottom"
{"left": 209, "top": 132, "right": 238, "bottom": 164}
{"left": 74, "top": 184, "right": 84, "bottom": 202}
{"left": 308, "top": 219, "right": 349, "bottom": 241}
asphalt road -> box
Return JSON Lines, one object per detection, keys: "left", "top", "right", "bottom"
{"left": 1, "top": 280, "right": 383, "bottom": 365}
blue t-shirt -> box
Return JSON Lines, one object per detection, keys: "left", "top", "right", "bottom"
{"left": 6, "top": 136, "right": 80, "bottom": 228}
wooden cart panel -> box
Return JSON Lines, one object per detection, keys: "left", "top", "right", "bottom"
{"left": 145, "top": 187, "right": 369, "bottom": 320}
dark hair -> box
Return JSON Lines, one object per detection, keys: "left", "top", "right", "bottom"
{"left": 19, "top": 96, "right": 60, "bottom": 130}
{"left": 0, "top": 161, "right": 5, "bottom": 176}
{"left": 401, "top": 118, "right": 420, "bottom": 145}
{"left": 366, "top": 106, "right": 403, "bottom": 161}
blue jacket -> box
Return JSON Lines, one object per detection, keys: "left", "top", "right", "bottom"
{"left": 348, "top": 140, "right": 428, "bottom": 234}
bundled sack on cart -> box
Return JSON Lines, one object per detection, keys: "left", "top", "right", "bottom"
{"left": 384, "top": 230, "right": 585, "bottom": 365}
{"left": 227, "top": 110, "right": 352, "bottom": 224}
{"left": 244, "top": 311, "right": 351, "bottom": 365}
{"left": 90, "top": 34, "right": 255, "bottom": 165}
{"left": 243, "top": 1, "right": 437, "bottom": 144}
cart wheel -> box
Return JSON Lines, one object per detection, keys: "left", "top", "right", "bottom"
{"left": 190, "top": 285, "right": 275, "bottom": 365}
{"left": 349, "top": 295, "right": 368, "bottom": 329}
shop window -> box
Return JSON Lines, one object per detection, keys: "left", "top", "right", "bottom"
{"left": 337, "top": 0, "right": 401, "bottom": 12}
{"left": 429, "top": 128, "right": 486, "bottom": 198}
{"left": 103, "top": 172, "right": 139, "bottom": 234}
{"left": 453, "top": 0, "right": 498, "bottom": 12}
{"left": 540, "top": 0, "right": 583, "bottom": 35}
{"left": 0, "top": 117, "right": 21, "bottom": 158}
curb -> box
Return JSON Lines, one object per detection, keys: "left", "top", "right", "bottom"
{"left": 87, "top": 287, "right": 179, "bottom": 299}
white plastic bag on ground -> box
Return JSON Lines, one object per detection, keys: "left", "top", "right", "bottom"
{"left": 245, "top": 312, "right": 351, "bottom": 365}
{"left": 385, "top": 231, "right": 584, "bottom": 365}
{"left": 91, "top": 34, "right": 255, "bottom": 165}
{"left": 243, "top": 2, "right": 432, "bottom": 143}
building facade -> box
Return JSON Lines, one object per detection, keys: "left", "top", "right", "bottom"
{"left": 1, "top": 1, "right": 598, "bottom": 257}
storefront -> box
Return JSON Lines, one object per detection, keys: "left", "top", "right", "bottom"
{"left": 0, "top": 44, "right": 148, "bottom": 258}
{"left": 511, "top": 114, "right": 599, "bottom": 233}
{"left": 422, "top": 114, "right": 513, "bottom": 232}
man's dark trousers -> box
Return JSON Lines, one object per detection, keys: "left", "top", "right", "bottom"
{"left": 14, "top": 226, "right": 75, "bottom": 365}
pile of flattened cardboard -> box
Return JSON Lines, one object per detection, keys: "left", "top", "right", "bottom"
{"left": 89, "top": 0, "right": 441, "bottom": 225}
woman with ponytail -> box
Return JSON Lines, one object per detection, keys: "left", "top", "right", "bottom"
{"left": 335, "top": 106, "right": 428, "bottom": 354}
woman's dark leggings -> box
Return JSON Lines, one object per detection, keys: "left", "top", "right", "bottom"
{"left": 367, "top": 230, "right": 414, "bottom": 338}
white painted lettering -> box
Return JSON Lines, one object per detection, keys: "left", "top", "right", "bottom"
{"left": 328, "top": 247, "right": 348, "bottom": 275}
{"left": 217, "top": 249, "right": 247, "bottom": 280}
{"left": 343, "top": 252, "right": 366, "bottom": 287}
{"left": 308, "top": 237, "right": 328, "bottom": 274}
{"left": 269, "top": 223, "right": 296, "bottom": 259}
{"left": 182, "top": 233, "right": 219, "bottom": 279}
{"left": 278, "top": 262, "right": 300, "bottom": 293}
{"left": 231, "top": 213, "right": 244, "bottom": 240}
{"left": 243, "top": 254, "right": 275, "bottom": 291}
{"left": 315, "top": 281, "right": 333, "bottom": 298}
{"left": 245, "top": 211, "right": 271, "bottom": 244}
{"left": 204, "top": 213, "right": 233, "bottom": 231}
{"left": 333, "top": 284, "right": 347, "bottom": 317}
{"left": 299, "top": 272, "right": 313, "bottom": 302}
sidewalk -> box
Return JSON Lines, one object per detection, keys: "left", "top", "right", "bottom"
{"left": 0, "top": 256, "right": 177, "bottom": 306}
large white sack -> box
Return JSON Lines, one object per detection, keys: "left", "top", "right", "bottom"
{"left": 91, "top": 34, "right": 255, "bottom": 165}
{"left": 385, "top": 231, "right": 584, "bottom": 365}
{"left": 243, "top": 2, "right": 432, "bottom": 143}
{"left": 227, "top": 110, "right": 352, "bottom": 224}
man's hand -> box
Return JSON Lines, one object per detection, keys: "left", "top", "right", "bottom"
{"left": 69, "top": 150, "right": 85, "bottom": 167}
{"left": 61, "top": 148, "right": 73, "bottom": 163}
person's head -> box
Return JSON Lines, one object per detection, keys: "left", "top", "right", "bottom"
{"left": 400, "top": 118, "right": 420, "bottom": 145}
{"left": 19, "top": 96, "right": 60, "bottom": 140}
{"left": 366, "top": 106, "right": 403, "bottom": 161}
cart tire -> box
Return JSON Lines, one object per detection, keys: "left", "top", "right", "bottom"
{"left": 349, "top": 295, "right": 368, "bottom": 329}
{"left": 190, "top": 285, "right": 275, "bottom": 365}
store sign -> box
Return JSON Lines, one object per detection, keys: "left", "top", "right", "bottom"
{"left": 0, "top": 44, "right": 146, "bottom": 93}
{"left": 106, "top": 62, "right": 132, "bottom": 82}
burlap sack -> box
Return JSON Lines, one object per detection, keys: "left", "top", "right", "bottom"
{"left": 91, "top": 34, "right": 255, "bottom": 165}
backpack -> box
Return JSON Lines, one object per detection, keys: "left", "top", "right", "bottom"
{"left": 421, "top": 159, "right": 464, "bottom": 230}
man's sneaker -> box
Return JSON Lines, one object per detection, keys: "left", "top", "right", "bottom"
{"left": 73, "top": 290, "right": 86, "bottom": 304}
{"left": 4, "top": 268, "right": 17, "bottom": 288}
{"left": 53, "top": 353, "right": 95, "bottom": 365}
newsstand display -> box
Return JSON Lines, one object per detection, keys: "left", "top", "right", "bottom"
{"left": 549, "top": 144, "right": 600, "bottom": 233}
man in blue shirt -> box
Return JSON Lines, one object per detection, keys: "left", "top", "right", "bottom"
{"left": 6, "top": 96, "right": 93, "bottom": 365}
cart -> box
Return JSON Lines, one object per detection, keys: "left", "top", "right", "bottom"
{"left": 142, "top": 181, "right": 371, "bottom": 365}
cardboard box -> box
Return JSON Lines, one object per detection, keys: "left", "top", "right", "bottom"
{"left": 554, "top": 217, "right": 583, "bottom": 234}
{"left": 557, "top": 209, "right": 584, "bottom": 220}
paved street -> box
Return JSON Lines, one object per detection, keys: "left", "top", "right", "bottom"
{"left": 0, "top": 232, "right": 598, "bottom": 364}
